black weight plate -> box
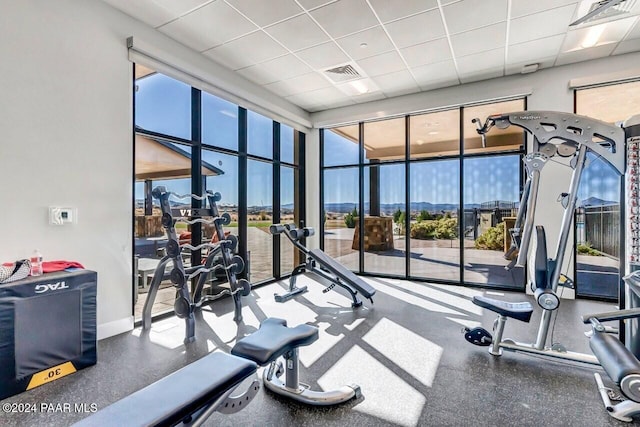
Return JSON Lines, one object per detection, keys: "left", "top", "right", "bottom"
{"left": 166, "top": 239, "right": 180, "bottom": 257}
{"left": 170, "top": 268, "right": 185, "bottom": 285}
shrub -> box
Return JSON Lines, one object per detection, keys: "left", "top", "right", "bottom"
{"left": 434, "top": 217, "right": 458, "bottom": 239}
{"left": 410, "top": 221, "right": 436, "bottom": 239}
{"left": 475, "top": 222, "right": 505, "bottom": 250}
{"left": 577, "top": 242, "right": 602, "bottom": 256}
{"left": 344, "top": 207, "right": 358, "bottom": 228}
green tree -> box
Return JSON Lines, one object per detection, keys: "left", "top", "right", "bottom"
{"left": 417, "top": 210, "right": 432, "bottom": 222}
{"left": 393, "top": 208, "right": 402, "bottom": 223}
{"left": 344, "top": 207, "right": 358, "bottom": 228}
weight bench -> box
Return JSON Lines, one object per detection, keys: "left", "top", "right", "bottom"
{"left": 271, "top": 223, "right": 375, "bottom": 308}
{"left": 72, "top": 352, "right": 259, "bottom": 427}
{"left": 583, "top": 308, "right": 640, "bottom": 422}
{"left": 73, "top": 318, "right": 359, "bottom": 426}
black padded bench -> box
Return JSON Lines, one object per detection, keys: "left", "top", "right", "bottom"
{"left": 232, "top": 318, "right": 361, "bottom": 406}
{"left": 472, "top": 296, "right": 534, "bottom": 323}
{"left": 310, "top": 249, "right": 376, "bottom": 300}
{"left": 73, "top": 352, "right": 258, "bottom": 427}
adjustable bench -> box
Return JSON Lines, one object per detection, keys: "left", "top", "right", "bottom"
{"left": 72, "top": 352, "right": 259, "bottom": 427}
{"left": 74, "top": 318, "right": 360, "bottom": 426}
{"left": 232, "top": 317, "right": 361, "bottom": 405}
{"left": 270, "top": 223, "right": 375, "bottom": 308}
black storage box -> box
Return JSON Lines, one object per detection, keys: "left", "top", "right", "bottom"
{"left": 0, "top": 269, "right": 97, "bottom": 400}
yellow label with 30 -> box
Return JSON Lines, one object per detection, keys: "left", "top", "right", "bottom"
{"left": 26, "top": 362, "right": 77, "bottom": 390}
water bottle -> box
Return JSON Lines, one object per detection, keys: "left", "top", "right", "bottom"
{"left": 30, "top": 249, "right": 43, "bottom": 276}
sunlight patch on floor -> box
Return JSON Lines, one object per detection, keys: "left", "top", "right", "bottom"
{"left": 131, "top": 318, "right": 185, "bottom": 350}
{"left": 370, "top": 279, "right": 463, "bottom": 316}
{"left": 318, "top": 345, "right": 425, "bottom": 427}
{"left": 363, "top": 318, "right": 442, "bottom": 388}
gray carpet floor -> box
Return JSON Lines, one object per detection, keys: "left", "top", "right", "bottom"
{"left": 1, "top": 275, "right": 637, "bottom": 427}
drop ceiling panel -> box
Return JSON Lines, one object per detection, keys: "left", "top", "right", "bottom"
{"left": 384, "top": 10, "right": 446, "bottom": 48}
{"left": 504, "top": 57, "right": 556, "bottom": 75}
{"left": 267, "top": 71, "right": 332, "bottom": 96}
{"left": 456, "top": 48, "right": 505, "bottom": 74}
{"left": 373, "top": 70, "right": 420, "bottom": 96}
{"left": 295, "top": 42, "right": 350, "bottom": 69}
{"left": 310, "top": 0, "right": 379, "bottom": 38}
{"left": 401, "top": 38, "right": 452, "bottom": 68}
{"left": 510, "top": 0, "right": 578, "bottom": 19}
{"left": 555, "top": 43, "right": 617, "bottom": 65}
{"left": 562, "top": 16, "right": 638, "bottom": 52}
{"left": 103, "top": 0, "right": 210, "bottom": 28}
{"left": 265, "top": 14, "right": 329, "bottom": 52}
{"left": 357, "top": 51, "right": 407, "bottom": 77}
{"left": 443, "top": 0, "right": 508, "bottom": 34}
{"left": 459, "top": 67, "right": 504, "bottom": 84}
{"left": 411, "top": 60, "right": 459, "bottom": 88}
{"left": 450, "top": 22, "right": 507, "bottom": 57}
{"left": 158, "top": 1, "right": 257, "bottom": 51}
{"left": 368, "top": 0, "right": 438, "bottom": 23}
{"left": 337, "top": 26, "right": 395, "bottom": 60}
{"left": 226, "top": 0, "right": 303, "bottom": 27}
{"left": 236, "top": 64, "right": 280, "bottom": 85}
{"left": 509, "top": 4, "right": 576, "bottom": 45}
{"left": 628, "top": 19, "right": 640, "bottom": 39}
{"left": 297, "top": 0, "right": 336, "bottom": 11}
{"left": 614, "top": 37, "right": 640, "bottom": 54}
{"left": 258, "top": 54, "right": 312, "bottom": 80}
{"left": 506, "top": 34, "right": 565, "bottom": 64}
{"left": 203, "top": 31, "right": 287, "bottom": 70}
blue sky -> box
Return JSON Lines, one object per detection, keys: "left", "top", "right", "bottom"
{"left": 136, "top": 72, "right": 620, "bottom": 208}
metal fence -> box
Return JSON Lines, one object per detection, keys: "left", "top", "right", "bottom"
{"left": 575, "top": 205, "right": 620, "bottom": 259}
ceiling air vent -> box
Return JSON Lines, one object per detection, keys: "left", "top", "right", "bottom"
{"left": 571, "top": 0, "right": 637, "bottom": 25}
{"left": 322, "top": 63, "right": 362, "bottom": 83}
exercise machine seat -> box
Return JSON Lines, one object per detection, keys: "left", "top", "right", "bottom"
{"left": 473, "top": 296, "right": 534, "bottom": 323}
{"left": 73, "top": 352, "right": 256, "bottom": 427}
{"left": 590, "top": 330, "right": 640, "bottom": 388}
{"left": 309, "top": 249, "right": 376, "bottom": 298}
{"left": 231, "top": 318, "right": 318, "bottom": 366}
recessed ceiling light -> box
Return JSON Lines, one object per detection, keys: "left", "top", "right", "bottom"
{"left": 349, "top": 80, "right": 369, "bottom": 94}
{"left": 428, "top": 131, "right": 439, "bottom": 135}
{"left": 360, "top": 42, "right": 368, "bottom": 48}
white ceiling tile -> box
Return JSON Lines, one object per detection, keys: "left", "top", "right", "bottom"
{"left": 102, "top": 0, "right": 210, "bottom": 27}
{"left": 337, "top": 26, "right": 395, "bottom": 60}
{"left": 401, "top": 38, "right": 452, "bottom": 68}
{"left": 385, "top": 10, "right": 446, "bottom": 48}
{"left": 511, "top": 0, "right": 578, "bottom": 19}
{"left": 555, "top": 43, "right": 616, "bottom": 66}
{"left": 443, "top": 0, "right": 507, "bottom": 34}
{"left": 265, "top": 72, "right": 332, "bottom": 96}
{"left": 265, "top": 14, "right": 329, "bottom": 52}
{"left": 419, "top": 77, "right": 459, "bottom": 92}
{"left": 509, "top": 4, "right": 575, "bottom": 45}
{"left": 459, "top": 67, "right": 503, "bottom": 84}
{"left": 373, "top": 70, "right": 420, "bottom": 95}
{"left": 295, "top": 42, "right": 350, "bottom": 69}
{"left": 203, "top": 31, "right": 287, "bottom": 70}
{"left": 310, "top": 0, "right": 379, "bottom": 38}
{"left": 561, "top": 17, "right": 637, "bottom": 52}
{"left": 613, "top": 38, "right": 640, "bottom": 55}
{"left": 284, "top": 92, "right": 325, "bottom": 110}
{"left": 259, "top": 54, "right": 312, "bottom": 80}
{"left": 456, "top": 48, "right": 504, "bottom": 74}
{"left": 226, "top": 0, "right": 303, "bottom": 27}
{"left": 411, "top": 60, "right": 459, "bottom": 88}
{"left": 297, "top": 0, "right": 336, "bottom": 11}
{"left": 504, "top": 57, "right": 556, "bottom": 75}
{"left": 158, "top": 1, "right": 257, "bottom": 51}
{"left": 627, "top": 18, "right": 640, "bottom": 40}
{"left": 236, "top": 64, "right": 280, "bottom": 85}
{"left": 450, "top": 22, "right": 506, "bottom": 57}
{"left": 357, "top": 51, "right": 407, "bottom": 77}
{"left": 290, "top": 86, "right": 349, "bottom": 105}
{"left": 352, "top": 92, "right": 387, "bottom": 103}
{"left": 368, "top": 0, "right": 438, "bottom": 23}
{"left": 506, "top": 34, "right": 565, "bottom": 64}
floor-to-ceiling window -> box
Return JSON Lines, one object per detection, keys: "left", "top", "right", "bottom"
{"left": 320, "top": 98, "right": 525, "bottom": 289}
{"left": 133, "top": 64, "right": 305, "bottom": 319}
{"left": 574, "top": 80, "right": 640, "bottom": 300}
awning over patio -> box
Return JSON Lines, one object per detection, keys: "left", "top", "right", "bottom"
{"left": 135, "top": 132, "right": 224, "bottom": 180}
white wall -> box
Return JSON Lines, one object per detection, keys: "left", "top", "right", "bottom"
{"left": 307, "top": 53, "right": 640, "bottom": 290}
{"left": 0, "top": 0, "right": 310, "bottom": 339}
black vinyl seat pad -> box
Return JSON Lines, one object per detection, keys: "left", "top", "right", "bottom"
{"left": 590, "top": 330, "right": 640, "bottom": 389}
{"left": 473, "top": 296, "right": 534, "bottom": 323}
{"left": 231, "top": 318, "right": 318, "bottom": 366}
{"left": 309, "top": 249, "right": 376, "bottom": 298}
{"left": 73, "top": 353, "right": 256, "bottom": 427}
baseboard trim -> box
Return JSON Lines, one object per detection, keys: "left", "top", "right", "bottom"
{"left": 98, "top": 316, "right": 134, "bottom": 340}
